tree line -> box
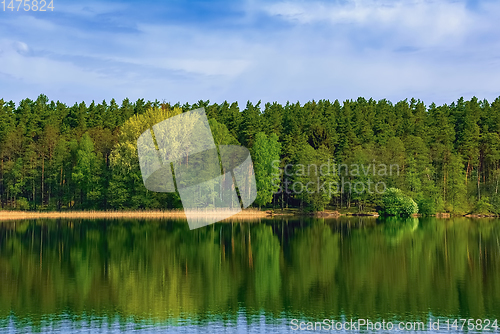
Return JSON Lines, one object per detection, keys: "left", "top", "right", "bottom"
{"left": 1, "top": 94, "right": 500, "bottom": 214}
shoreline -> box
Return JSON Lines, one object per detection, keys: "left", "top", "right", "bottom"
{"left": 0, "top": 209, "right": 497, "bottom": 221}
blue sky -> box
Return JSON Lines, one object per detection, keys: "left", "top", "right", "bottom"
{"left": 0, "top": 0, "right": 499, "bottom": 107}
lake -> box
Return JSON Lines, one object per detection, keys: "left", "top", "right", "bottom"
{"left": 0, "top": 217, "right": 499, "bottom": 333}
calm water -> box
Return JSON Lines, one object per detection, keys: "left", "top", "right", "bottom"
{"left": 0, "top": 217, "right": 499, "bottom": 333}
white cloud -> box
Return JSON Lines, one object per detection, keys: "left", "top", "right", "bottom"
{"left": 0, "top": 39, "right": 110, "bottom": 85}
{"left": 13, "top": 41, "right": 30, "bottom": 54}
{"left": 263, "top": 0, "right": 475, "bottom": 47}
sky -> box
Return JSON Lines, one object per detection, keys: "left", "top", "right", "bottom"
{"left": 0, "top": 0, "right": 499, "bottom": 108}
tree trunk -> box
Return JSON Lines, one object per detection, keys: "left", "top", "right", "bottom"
{"left": 32, "top": 157, "right": 36, "bottom": 211}
{"left": 495, "top": 175, "right": 498, "bottom": 195}
{"left": 477, "top": 163, "right": 481, "bottom": 201}
{"left": 59, "top": 166, "right": 63, "bottom": 210}
{"left": 0, "top": 158, "right": 3, "bottom": 208}
{"left": 41, "top": 155, "right": 44, "bottom": 207}
{"left": 281, "top": 184, "right": 284, "bottom": 210}
{"left": 443, "top": 166, "right": 446, "bottom": 203}
{"left": 466, "top": 160, "right": 470, "bottom": 185}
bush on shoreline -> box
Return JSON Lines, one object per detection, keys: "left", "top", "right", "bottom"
{"left": 380, "top": 188, "right": 419, "bottom": 217}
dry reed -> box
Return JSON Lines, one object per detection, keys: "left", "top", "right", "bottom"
{"left": 0, "top": 208, "right": 271, "bottom": 221}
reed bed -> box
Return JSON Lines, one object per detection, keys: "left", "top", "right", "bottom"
{"left": 0, "top": 208, "right": 271, "bottom": 221}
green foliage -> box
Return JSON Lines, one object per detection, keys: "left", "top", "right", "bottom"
{"left": 294, "top": 144, "right": 338, "bottom": 211}
{"left": 16, "top": 197, "right": 30, "bottom": 210}
{"left": 381, "top": 188, "right": 418, "bottom": 217}
{"left": 251, "top": 132, "right": 281, "bottom": 207}
{"left": 490, "top": 195, "right": 500, "bottom": 215}
{"left": 72, "top": 133, "right": 102, "bottom": 208}
{"left": 108, "top": 105, "right": 183, "bottom": 209}
{"left": 417, "top": 197, "right": 437, "bottom": 215}
{"left": 474, "top": 197, "right": 493, "bottom": 214}
{"left": 209, "top": 118, "right": 239, "bottom": 146}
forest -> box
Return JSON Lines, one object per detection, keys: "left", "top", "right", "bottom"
{"left": 1, "top": 94, "right": 500, "bottom": 215}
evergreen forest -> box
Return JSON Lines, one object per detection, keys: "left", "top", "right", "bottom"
{"left": 1, "top": 94, "right": 500, "bottom": 215}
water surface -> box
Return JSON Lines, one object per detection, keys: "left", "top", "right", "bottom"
{"left": 0, "top": 217, "right": 499, "bottom": 333}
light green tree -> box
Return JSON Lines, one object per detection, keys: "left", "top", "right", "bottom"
{"left": 251, "top": 132, "right": 281, "bottom": 208}
{"left": 108, "top": 106, "right": 182, "bottom": 209}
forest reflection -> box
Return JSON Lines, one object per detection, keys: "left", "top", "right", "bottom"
{"left": 0, "top": 217, "right": 499, "bottom": 330}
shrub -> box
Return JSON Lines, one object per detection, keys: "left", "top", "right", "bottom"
{"left": 474, "top": 197, "right": 493, "bottom": 214}
{"left": 380, "top": 188, "right": 418, "bottom": 217}
{"left": 417, "top": 197, "right": 436, "bottom": 215}
{"left": 491, "top": 195, "right": 500, "bottom": 215}
{"left": 16, "top": 198, "right": 30, "bottom": 210}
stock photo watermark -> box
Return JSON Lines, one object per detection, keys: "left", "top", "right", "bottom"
{"left": 272, "top": 159, "right": 399, "bottom": 196}
{"left": 137, "top": 107, "right": 257, "bottom": 230}
{"left": 1, "top": 0, "right": 54, "bottom": 11}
